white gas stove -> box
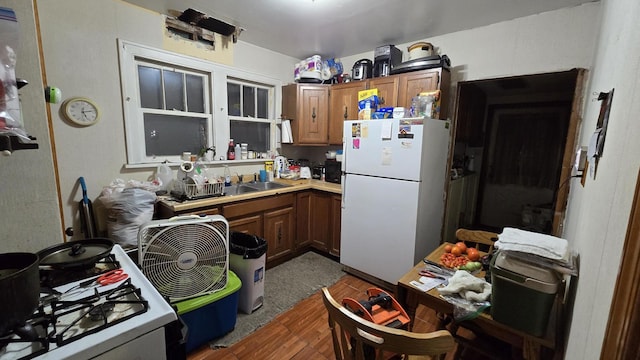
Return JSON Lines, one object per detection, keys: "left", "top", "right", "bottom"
{"left": 0, "top": 245, "right": 179, "bottom": 360}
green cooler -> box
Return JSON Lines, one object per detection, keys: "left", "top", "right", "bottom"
{"left": 490, "top": 251, "right": 560, "bottom": 337}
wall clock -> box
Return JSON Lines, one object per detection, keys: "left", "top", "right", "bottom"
{"left": 62, "top": 97, "right": 101, "bottom": 126}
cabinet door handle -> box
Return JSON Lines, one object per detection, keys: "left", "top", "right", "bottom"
{"left": 343, "top": 106, "right": 348, "bottom": 120}
{"left": 277, "top": 227, "right": 282, "bottom": 243}
{"left": 312, "top": 107, "right": 316, "bottom": 122}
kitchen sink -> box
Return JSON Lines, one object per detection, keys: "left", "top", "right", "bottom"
{"left": 245, "top": 182, "right": 292, "bottom": 191}
{"left": 223, "top": 182, "right": 291, "bottom": 196}
{"left": 224, "top": 184, "right": 261, "bottom": 195}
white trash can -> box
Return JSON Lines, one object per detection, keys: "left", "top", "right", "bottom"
{"left": 229, "top": 232, "right": 268, "bottom": 314}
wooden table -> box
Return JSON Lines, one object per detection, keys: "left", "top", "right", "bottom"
{"left": 395, "top": 243, "right": 561, "bottom": 360}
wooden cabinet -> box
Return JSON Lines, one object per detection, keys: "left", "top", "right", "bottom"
{"left": 368, "top": 76, "right": 399, "bottom": 108}
{"left": 329, "top": 194, "right": 342, "bottom": 256}
{"left": 264, "top": 207, "right": 295, "bottom": 261}
{"left": 397, "top": 68, "right": 451, "bottom": 119}
{"left": 309, "top": 191, "right": 342, "bottom": 256}
{"left": 295, "top": 191, "right": 312, "bottom": 249}
{"left": 285, "top": 68, "right": 450, "bottom": 147}
{"left": 328, "top": 81, "right": 367, "bottom": 145}
{"left": 282, "top": 83, "right": 329, "bottom": 145}
{"left": 223, "top": 194, "right": 296, "bottom": 264}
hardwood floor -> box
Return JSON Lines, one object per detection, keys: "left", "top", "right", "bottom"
{"left": 186, "top": 274, "right": 476, "bottom": 360}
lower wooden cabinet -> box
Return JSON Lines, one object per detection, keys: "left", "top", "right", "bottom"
{"left": 157, "top": 189, "right": 341, "bottom": 264}
{"left": 309, "top": 191, "right": 342, "bottom": 257}
{"left": 264, "top": 207, "right": 295, "bottom": 261}
{"left": 223, "top": 194, "right": 295, "bottom": 264}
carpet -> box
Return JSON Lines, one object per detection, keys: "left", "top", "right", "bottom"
{"left": 211, "top": 251, "right": 345, "bottom": 348}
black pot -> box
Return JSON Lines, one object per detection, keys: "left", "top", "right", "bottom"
{"left": 0, "top": 252, "right": 40, "bottom": 336}
{"left": 37, "top": 238, "right": 114, "bottom": 269}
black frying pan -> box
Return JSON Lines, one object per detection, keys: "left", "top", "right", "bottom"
{"left": 37, "top": 238, "right": 114, "bottom": 269}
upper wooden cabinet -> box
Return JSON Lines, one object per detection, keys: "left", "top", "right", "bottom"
{"left": 328, "top": 81, "right": 367, "bottom": 145}
{"left": 282, "top": 83, "right": 329, "bottom": 145}
{"left": 282, "top": 68, "right": 450, "bottom": 146}
{"left": 398, "top": 68, "right": 451, "bottom": 119}
{"left": 368, "top": 76, "right": 399, "bottom": 108}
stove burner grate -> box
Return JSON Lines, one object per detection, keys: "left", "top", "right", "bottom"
{"left": 50, "top": 278, "right": 149, "bottom": 346}
{"left": 0, "top": 306, "right": 51, "bottom": 360}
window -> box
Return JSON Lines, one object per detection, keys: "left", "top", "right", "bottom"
{"left": 118, "top": 40, "right": 280, "bottom": 166}
{"left": 227, "top": 80, "right": 272, "bottom": 153}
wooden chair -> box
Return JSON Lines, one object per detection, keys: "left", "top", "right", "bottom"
{"left": 321, "top": 287, "right": 455, "bottom": 360}
{"left": 455, "top": 228, "right": 499, "bottom": 253}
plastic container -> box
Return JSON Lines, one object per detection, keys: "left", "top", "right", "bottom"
{"left": 174, "top": 271, "right": 241, "bottom": 353}
{"left": 490, "top": 251, "right": 560, "bottom": 337}
{"left": 229, "top": 231, "right": 268, "bottom": 314}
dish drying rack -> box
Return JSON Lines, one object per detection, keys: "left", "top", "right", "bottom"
{"left": 175, "top": 179, "right": 224, "bottom": 199}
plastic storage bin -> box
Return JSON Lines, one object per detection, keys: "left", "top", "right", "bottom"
{"left": 174, "top": 270, "right": 241, "bottom": 353}
{"left": 490, "top": 251, "right": 560, "bottom": 337}
{"left": 229, "top": 231, "right": 268, "bottom": 314}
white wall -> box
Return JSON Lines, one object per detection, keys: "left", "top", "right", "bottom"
{"left": 562, "top": 0, "right": 640, "bottom": 357}
{"left": 0, "top": 0, "right": 62, "bottom": 252}
{"left": 30, "top": 0, "right": 299, "bottom": 246}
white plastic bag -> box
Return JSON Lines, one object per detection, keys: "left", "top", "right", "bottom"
{"left": 100, "top": 186, "right": 156, "bottom": 248}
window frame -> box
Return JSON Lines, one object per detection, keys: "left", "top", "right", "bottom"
{"left": 118, "top": 39, "right": 282, "bottom": 166}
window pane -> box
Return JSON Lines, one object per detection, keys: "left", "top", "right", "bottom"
{"left": 186, "top": 74, "right": 205, "bottom": 113}
{"left": 242, "top": 86, "right": 255, "bottom": 117}
{"left": 227, "top": 83, "right": 240, "bottom": 116}
{"left": 138, "top": 66, "right": 162, "bottom": 109}
{"left": 257, "top": 88, "right": 268, "bottom": 119}
{"left": 144, "top": 113, "right": 207, "bottom": 156}
{"left": 230, "top": 120, "right": 270, "bottom": 152}
{"left": 164, "top": 70, "right": 184, "bottom": 111}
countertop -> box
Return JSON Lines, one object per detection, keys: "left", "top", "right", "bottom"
{"left": 158, "top": 179, "right": 342, "bottom": 213}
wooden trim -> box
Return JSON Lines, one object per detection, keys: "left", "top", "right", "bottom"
{"left": 552, "top": 68, "right": 587, "bottom": 236}
{"left": 601, "top": 168, "right": 640, "bottom": 358}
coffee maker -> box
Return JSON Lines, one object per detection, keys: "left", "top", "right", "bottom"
{"left": 373, "top": 45, "right": 402, "bottom": 77}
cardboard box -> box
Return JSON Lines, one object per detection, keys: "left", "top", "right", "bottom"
{"left": 358, "top": 89, "right": 379, "bottom": 120}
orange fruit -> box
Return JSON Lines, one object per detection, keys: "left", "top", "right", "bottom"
{"left": 451, "top": 245, "right": 462, "bottom": 256}
{"left": 444, "top": 244, "right": 453, "bottom": 253}
{"left": 467, "top": 248, "right": 480, "bottom": 261}
{"left": 456, "top": 242, "right": 467, "bottom": 253}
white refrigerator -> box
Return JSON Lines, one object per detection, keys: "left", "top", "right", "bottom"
{"left": 340, "top": 118, "right": 450, "bottom": 284}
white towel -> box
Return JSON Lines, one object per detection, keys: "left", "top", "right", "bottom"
{"left": 495, "top": 227, "right": 568, "bottom": 260}
{"left": 437, "top": 270, "right": 492, "bottom": 302}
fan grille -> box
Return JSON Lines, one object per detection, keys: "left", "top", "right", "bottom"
{"left": 139, "top": 219, "right": 228, "bottom": 301}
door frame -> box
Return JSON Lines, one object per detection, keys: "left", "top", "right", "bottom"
{"left": 600, "top": 168, "right": 640, "bottom": 358}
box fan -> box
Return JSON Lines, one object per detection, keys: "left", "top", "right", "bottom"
{"left": 138, "top": 215, "right": 229, "bottom": 302}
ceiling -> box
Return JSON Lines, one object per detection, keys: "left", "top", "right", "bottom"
{"left": 124, "top": 0, "right": 597, "bottom": 60}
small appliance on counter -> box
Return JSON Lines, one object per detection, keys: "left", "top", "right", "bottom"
{"left": 351, "top": 59, "right": 373, "bottom": 80}
{"left": 312, "top": 165, "right": 324, "bottom": 180}
{"left": 390, "top": 54, "right": 451, "bottom": 75}
{"left": 373, "top": 45, "right": 402, "bottom": 77}
{"left": 324, "top": 160, "right": 342, "bottom": 184}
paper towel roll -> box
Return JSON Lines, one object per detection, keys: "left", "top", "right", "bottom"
{"left": 282, "top": 120, "right": 293, "bottom": 143}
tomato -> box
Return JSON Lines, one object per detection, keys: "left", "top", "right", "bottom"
{"left": 456, "top": 242, "right": 467, "bottom": 254}
{"left": 451, "top": 245, "right": 462, "bottom": 256}
{"left": 444, "top": 244, "right": 453, "bottom": 253}
{"left": 467, "top": 248, "right": 480, "bottom": 261}
{"left": 440, "top": 252, "right": 469, "bottom": 268}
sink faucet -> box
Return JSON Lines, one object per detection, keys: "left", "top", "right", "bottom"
{"left": 236, "top": 173, "right": 244, "bottom": 184}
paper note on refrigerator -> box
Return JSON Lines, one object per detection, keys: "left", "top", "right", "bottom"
{"left": 381, "top": 121, "right": 392, "bottom": 140}
{"left": 381, "top": 147, "right": 392, "bottom": 165}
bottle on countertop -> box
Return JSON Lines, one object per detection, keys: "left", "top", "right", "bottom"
{"left": 227, "top": 139, "right": 235, "bottom": 160}
{"left": 224, "top": 165, "right": 231, "bottom": 186}
{"left": 234, "top": 143, "right": 241, "bottom": 160}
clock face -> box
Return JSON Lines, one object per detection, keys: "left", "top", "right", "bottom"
{"left": 64, "top": 97, "right": 100, "bottom": 126}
